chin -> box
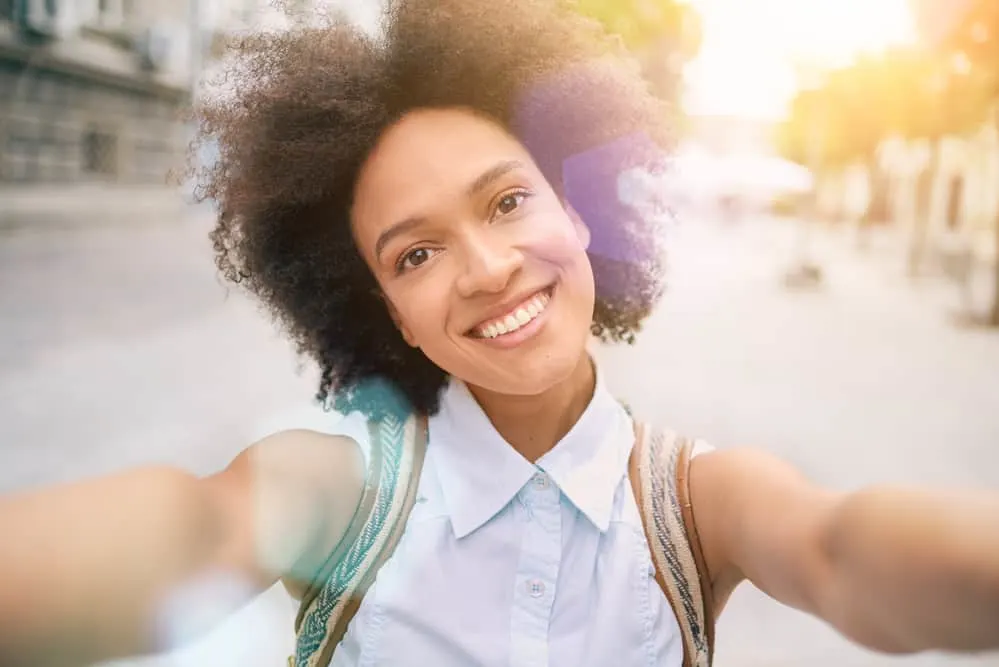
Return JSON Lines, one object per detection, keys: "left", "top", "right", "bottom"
{"left": 434, "top": 301, "right": 593, "bottom": 396}
{"left": 474, "top": 343, "right": 590, "bottom": 398}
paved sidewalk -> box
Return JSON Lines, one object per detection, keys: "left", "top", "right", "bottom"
{"left": 767, "top": 216, "right": 998, "bottom": 322}
{"left": 0, "top": 184, "right": 206, "bottom": 231}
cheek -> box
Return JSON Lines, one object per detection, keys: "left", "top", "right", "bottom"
{"left": 535, "top": 224, "right": 592, "bottom": 276}
{"left": 526, "top": 226, "right": 595, "bottom": 313}
{"left": 526, "top": 207, "right": 590, "bottom": 263}
{"left": 384, "top": 282, "right": 449, "bottom": 342}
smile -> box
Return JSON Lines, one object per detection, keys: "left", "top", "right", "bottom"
{"left": 471, "top": 287, "right": 553, "bottom": 339}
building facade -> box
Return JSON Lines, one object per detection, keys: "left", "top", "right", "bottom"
{"left": 0, "top": 0, "right": 278, "bottom": 186}
{"left": 0, "top": 0, "right": 369, "bottom": 187}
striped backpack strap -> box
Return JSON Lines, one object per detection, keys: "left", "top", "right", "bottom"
{"left": 628, "top": 422, "right": 715, "bottom": 667}
{"left": 289, "top": 410, "right": 429, "bottom": 667}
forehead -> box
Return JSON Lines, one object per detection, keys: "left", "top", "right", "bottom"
{"left": 351, "top": 109, "right": 536, "bottom": 236}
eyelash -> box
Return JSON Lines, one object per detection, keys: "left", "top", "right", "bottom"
{"left": 395, "top": 247, "right": 438, "bottom": 274}
{"left": 490, "top": 188, "right": 532, "bottom": 219}
{"left": 393, "top": 188, "right": 534, "bottom": 275}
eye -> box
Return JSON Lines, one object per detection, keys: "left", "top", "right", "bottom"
{"left": 396, "top": 247, "right": 437, "bottom": 274}
{"left": 494, "top": 189, "right": 531, "bottom": 217}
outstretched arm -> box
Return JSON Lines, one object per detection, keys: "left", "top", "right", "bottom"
{"left": 691, "top": 448, "right": 999, "bottom": 654}
{"left": 0, "top": 430, "right": 364, "bottom": 667}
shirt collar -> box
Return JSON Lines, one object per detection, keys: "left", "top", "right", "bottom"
{"left": 429, "top": 362, "right": 631, "bottom": 539}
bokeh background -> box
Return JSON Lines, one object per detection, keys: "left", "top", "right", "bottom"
{"left": 1, "top": 1, "right": 998, "bottom": 666}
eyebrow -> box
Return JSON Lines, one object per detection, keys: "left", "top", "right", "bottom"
{"left": 373, "top": 159, "right": 526, "bottom": 262}
{"left": 466, "top": 159, "right": 524, "bottom": 198}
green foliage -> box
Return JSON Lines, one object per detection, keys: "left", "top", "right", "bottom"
{"left": 914, "top": 0, "right": 999, "bottom": 75}
{"left": 572, "top": 0, "right": 701, "bottom": 110}
{"left": 778, "top": 1, "right": 999, "bottom": 168}
{"left": 777, "top": 46, "right": 995, "bottom": 168}
{"left": 574, "top": 0, "right": 700, "bottom": 55}
{"left": 913, "top": 0, "right": 999, "bottom": 103}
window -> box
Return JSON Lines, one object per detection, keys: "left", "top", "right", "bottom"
{"left": 81, "top": 128, "right": 118, "bottom": 176}
{"left": 89, "top": 0, "right": 127, "bottom": 29}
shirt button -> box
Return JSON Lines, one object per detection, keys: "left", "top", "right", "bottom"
{"left": 532, "top": 473, "right": 548, "bottom": 490}
{"left": 526, "top": 579, "right": 545, "bottom": 598}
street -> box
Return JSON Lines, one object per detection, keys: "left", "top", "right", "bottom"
{"left": 1, "top": 210, "right": 998, "bottom": 667}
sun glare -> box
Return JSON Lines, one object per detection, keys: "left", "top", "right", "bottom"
{"left": 684, "top": 0, "right": 919, "bottom": 119}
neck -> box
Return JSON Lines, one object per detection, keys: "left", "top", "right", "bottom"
{"left": 467, "top": 353, "right": 596, "bottom": 462}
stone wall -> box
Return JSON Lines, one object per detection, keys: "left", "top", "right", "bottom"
{"left": 0, "top": 18, "right": 190, "bottom": 186}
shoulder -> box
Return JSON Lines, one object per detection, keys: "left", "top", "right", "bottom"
{"left": 687, "top": 446, "right": 804, "bottom": 546}
{"left": 687, "top": 447, "right": 837, "bottom": 612}
{"left": 218, "top": 411, "right": 373, "bottom": 593}
{"left": 250, "top": 404, "right": 372, "bottom": 461}
{"left": 242, "top": 402, "right": 371, "bottom": 492}
{"left": 688, "top": 446, "right": 817, "bottom": 509}
{"left": 241, "top": 429, "right": 369, "bottom": 597}
{"left": 247, "top": 427, "right": 367, "bottom": 492}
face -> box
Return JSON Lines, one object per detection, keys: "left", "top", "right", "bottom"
{"left": 351, "top": 107, "right": 595, "bottom": 397}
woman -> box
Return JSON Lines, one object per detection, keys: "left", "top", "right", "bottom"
{"left": 1, "top": 1, "right": 998, "bottom": 665}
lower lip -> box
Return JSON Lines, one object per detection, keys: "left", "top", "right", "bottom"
{"left": 472, "top": 287, "right": 555, "bottom": 350}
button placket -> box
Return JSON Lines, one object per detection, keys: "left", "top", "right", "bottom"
{"left": 510, "top": 471, "right": 562, "bottom": 667}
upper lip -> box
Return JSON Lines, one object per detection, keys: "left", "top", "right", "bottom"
{"left": 467, "top": 285, "right": 553, "bottom": 333}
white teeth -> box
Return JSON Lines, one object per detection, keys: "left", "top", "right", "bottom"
{"left": 475, "top": 289, "right": 552, "bottom": 339}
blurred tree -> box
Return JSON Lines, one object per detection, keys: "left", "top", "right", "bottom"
{"left": 574, "top": 0, "right": 702, "bottom": 109}
{"left": 913, "top": 0, "right": 999, "bottom": 83}
{"left": 776, "top": 48, "right": 991, "bottom": 170}
{"left": 775, "top": 41, "right": 995, "bottom": 287}
{"left": 913, "top": 0, "right": 999, "bottom": 324}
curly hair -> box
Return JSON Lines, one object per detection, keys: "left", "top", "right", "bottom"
{"left": 189, "top": 0, "right": 673, "bottom": 416}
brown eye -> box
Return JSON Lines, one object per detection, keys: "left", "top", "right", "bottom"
{"left": 396, "top": 246, "right": 439, "bottom": 275}
{"left": 405, "top": 248, "right": 430, "bottom": 267}
{"left": 496, "top": 191, "right": 528, "bottom": 216}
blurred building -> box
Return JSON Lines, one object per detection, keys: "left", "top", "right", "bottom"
{"left": 879, "top": 119, "right": 999, "bottom": 271}
{"left": 0, "top": 0, "right": 318, "bottom": 187}
{"left": 0, "top": 0, "right": 376, "bottom": 188}
{"left": 807, "top": 110, "right": 998, "bottom": 286}
{"left": 872, "top": 113, "right": 999, "bottom": 257}
{"left": 2, "top": 0, "right": 189, "bottom": 184}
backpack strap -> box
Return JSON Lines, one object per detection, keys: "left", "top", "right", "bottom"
{"left": 290, "top": 407, "right": 711, "bottom": 667}
{"left": 628, "top": 421, "right": 715, "bottom": 667}
{"left": 290, "top": 411, "right": 429, "bottom": 667}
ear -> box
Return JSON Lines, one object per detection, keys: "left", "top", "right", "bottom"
{"left": 382, "top": 292, "right": 418, "bottom": 348}
{"left": 563, "top": 201, "right": 591, "bottom": 250}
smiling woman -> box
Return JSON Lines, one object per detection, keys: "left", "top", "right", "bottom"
{"left": 189, "top": 0, "right": 672, "bottom": 416}
{"left": 350, "top": 107, "right": 599, "bottom": 401}
{"left": 3, "top": 2, "right": 999, "bottom": 666}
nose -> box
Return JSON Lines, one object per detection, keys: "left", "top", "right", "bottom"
{"left": 454, "top": 231, "right": 523, "bottom": 298}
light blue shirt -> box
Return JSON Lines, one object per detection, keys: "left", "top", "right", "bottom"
{"left": 328, "top": 370, "right": 684, "bottom": 667}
